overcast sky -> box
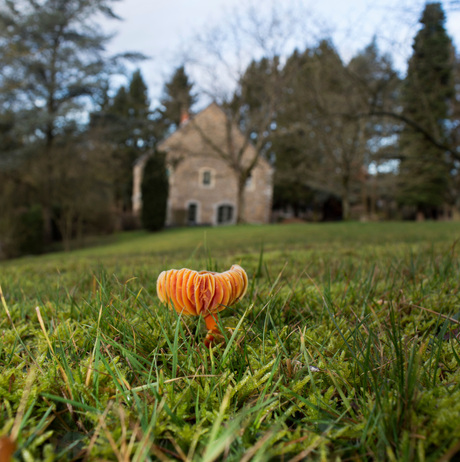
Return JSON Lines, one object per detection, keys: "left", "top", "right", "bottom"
{"left": 101, "top": 0, "right": 460, "bottom": 106}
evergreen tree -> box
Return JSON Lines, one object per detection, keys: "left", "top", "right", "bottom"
{"left": 347, "top": 39, "right": 400, "bottom": 119}
{"left": 0, "top": 0, "right": 129, "bottom": 241}
{"left": 272, "top": 41, "right": 370, "bottom": 220}
{"left": 231, "top": 56, "right": 280, "bottom": 149}
{"left": 398, "top": 2, "right": 455, "bottom": 218}
{"left": 271, "top": 39, "right": 400, "bottom": 221}
{"left": 226, "top": 56, "right": 281, "bottom": 222}
{"left": 160, "top": 66, "right": 196, "bottom": 130}
{"left": 141, "top": 152, "right": 168, "bottom": 231}
{"left": 106, "top": 70, "right": 152, "bottom": 148}
{"left": 111, "top": 86, "right": 130, "bottom": 119}
{"left": 91, "top": 69, "right": 154, "bottom": 216}
{"left": 129, "top": 70, "right": 150, "bottom": 121}
{"left": 451, "top": 56, "right": 460, "bottom": 208}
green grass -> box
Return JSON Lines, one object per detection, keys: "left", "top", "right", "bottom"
{"left": 0, "top": 221, "right": 460, "bottom": 461}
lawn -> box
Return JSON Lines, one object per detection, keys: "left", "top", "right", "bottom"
{"left": 0, "top": 221, "right": 459, "bottom": 461}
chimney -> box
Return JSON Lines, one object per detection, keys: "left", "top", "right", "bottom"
{"left": 180, "top": 107, "right": 190, "bottom": 126}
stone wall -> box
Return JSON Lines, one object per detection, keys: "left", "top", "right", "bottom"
{"left": 166, "top": 150, "right": 272, "bottom": 225}
{"left": 138, "top": 103, "right": 273, "bottom": 226}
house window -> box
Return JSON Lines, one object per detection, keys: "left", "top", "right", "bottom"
{"left": 199, "top": 168, "right": 215, "bottom": 188}
{"left": 203, "top": 170, "right": 211, "bottom": 185}
{"left": 188, "top": 202, "right": 198, "bottom": 225}
{"left": 217, "top": 204, "right": 234, "bottom": 225}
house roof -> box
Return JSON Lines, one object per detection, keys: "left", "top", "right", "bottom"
{"left": 157, "top": 102, "right": 272, "bottom": 172}
{"left": 157, "top": 102, "right": 224, "bottom": 152}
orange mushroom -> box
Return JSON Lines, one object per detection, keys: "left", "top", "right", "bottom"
{"left": 156, "top": 265, "right": 248, "bottom": 345}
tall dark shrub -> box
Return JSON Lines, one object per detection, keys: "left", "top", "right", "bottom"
{"left": 141, "top": 152, "right": 169, "bottom": 231}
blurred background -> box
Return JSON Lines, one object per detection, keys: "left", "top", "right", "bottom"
{"left": 0, "top": 0, "right": 459, "bottom": 259}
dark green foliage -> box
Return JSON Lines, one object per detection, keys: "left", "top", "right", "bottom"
{"left": 105, "top": 69, "right": 151, "bottom": 133}
{"left": 231, "top": 56, "right": 280, "bottom": 150}
{"left": 141, "top": 152, "right": 168, "bottom": 231}
{"left": 272, "top": 40, "right": 381, "bottom": 220}
{"left": 0, "top": 199, "right": 44, "bottom": 259}
{"left": 398, "top": 2, "right": 455, "bottom": 216}
{"left": 406, "top": 3, "right": 454, "bottom": 124}
{"left": 17, "top": 204, "right": 44, "bottom": 255}
{"left": 0, "top": 0, "right": 130, "bottom": 247}
{"left": 111, "top": 86, "right": 130, "bottom": 117}
{"left": 93, "top": 70, "right": 159, "bottom": 216}
{"left": 0, "top": 111, "right": 22, "bottom": 162}
{"left": 0, "top": 0, "right": 121, "bottom": 147}
{"left": 278, "top": 40, "right": 401, "bottom": 221}
{"left": 128, "top": 70, "right": 151, "bottom": 121}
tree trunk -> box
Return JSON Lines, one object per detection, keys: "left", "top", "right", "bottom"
{"left": 342, "top": 177, "right": 351, "bottom": 221}
{"left": 416, "top": 210, "right": 425, "bottom": 222}
{"left": 236, "top": 173, "right": 246, "bottom": 224}
{"left": 342, "top": 195, "right": 351, "bottom": 221}
{"left": 42, "top": 122, "right": 55, "bottom": 244}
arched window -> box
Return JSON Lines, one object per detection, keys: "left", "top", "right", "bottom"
{"left": 217, "top": 204, "right": 234, "bottom": 225}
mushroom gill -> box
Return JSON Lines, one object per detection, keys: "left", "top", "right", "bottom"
{"left": 156, "top": 264, "right": 248, "bottom": 344}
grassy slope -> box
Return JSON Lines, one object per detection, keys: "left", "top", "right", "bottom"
{"left": 0, "top": 222, "right": 460, "bottom": 461}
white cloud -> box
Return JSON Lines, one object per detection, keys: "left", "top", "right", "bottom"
{"left": 100, "top": 0, "right": 460, "bottom": 104}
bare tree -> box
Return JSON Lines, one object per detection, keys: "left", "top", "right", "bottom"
{"left": 179, "top": 1, "right": 323, "bottom": 223}
{"left": 0, "top": 0, "right": 144, "bottom": 242}
{"left": 272, "top": 40, "right": 400, "bottom": 220}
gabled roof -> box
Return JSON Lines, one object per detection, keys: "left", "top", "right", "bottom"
{"left": 153, "top": 102, "right": 273, "bottom": 174}
{"left": 133, "top": 104, "right": 226, "bottom": 169}
{"left": 157, "top": 102, "right": 226, "bottom": 152}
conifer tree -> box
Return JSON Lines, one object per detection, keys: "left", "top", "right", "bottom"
{"left": 160, "top": 66, "right": 196, "bottom": 130}
{"left": 272, "top": 41, "right": 379, "bottom": 220}
{"left": 111, "top": 86, "right": 130, "bottom": 119}
{"left": 129, "top": 70, "right": 150, "bottom": 121}
{"left": 398, "top": 2, "right": 455, "bottom": 218}
{"left": 0, "top": 0, "right": 137, "bottom": 241}
{"left": 92, "top": 70, "right": 153, "bottom": 215}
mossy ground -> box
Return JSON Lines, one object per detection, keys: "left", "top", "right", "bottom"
{"left": 0, "top": 222, "right": 459, "bottom": 461}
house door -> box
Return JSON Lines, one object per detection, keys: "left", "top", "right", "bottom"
{"left": 187, "top": 202, "right": 198, "bottom": 225}
{"left": 217, "top": 204, "right": 234, "bottom": 225}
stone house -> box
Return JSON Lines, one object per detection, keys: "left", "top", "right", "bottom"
{"left": 133, "top": 103, "right": 273, "bottom": 226}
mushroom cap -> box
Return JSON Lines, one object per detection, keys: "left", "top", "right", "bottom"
{"left": 156, "top": 265, "right": 248, "bottom": 316}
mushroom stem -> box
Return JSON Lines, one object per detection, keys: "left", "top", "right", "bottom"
{"left": 204, "top": 313, "right": 219, "bottom": 332}
{"left": 204, "top": 313, "right": 220, "bottom": 347}
{"left": 157, "top": 265, "right": 248, "bottom": 347}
